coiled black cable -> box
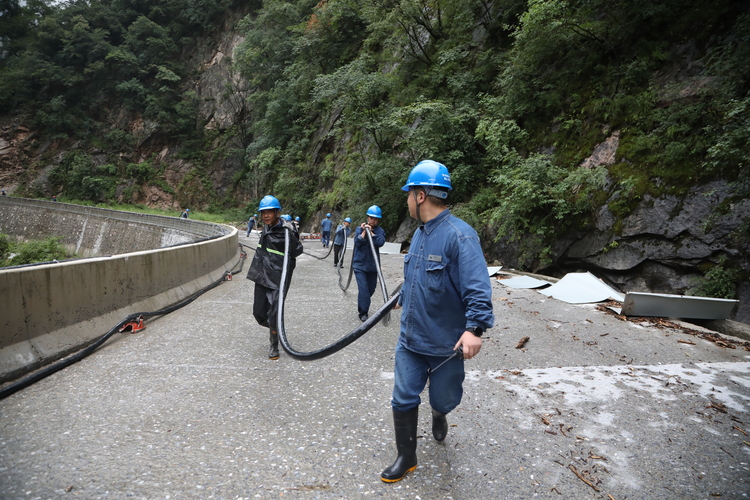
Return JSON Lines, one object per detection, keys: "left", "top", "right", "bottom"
{"left": 276, "top": 227, "right": 401, "bottom": 360}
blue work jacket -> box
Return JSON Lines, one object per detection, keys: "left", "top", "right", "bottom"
{"left": 352, "top": 225, "right": 385, "bottom": 272}
{"left": 333, "top": 224, "right": 350, "bottom": 246}
{"left": 321, "top": 218, "right": 333, "bottom": 232}
{"left": 398, "top": 209, "right": 494, "bottom": 357}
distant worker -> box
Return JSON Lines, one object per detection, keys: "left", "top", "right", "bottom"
{"left": 51, "top": 195, "right": 57, "bottom": 202}
{"left": 246, "top": 214, "right": 257, "bottom": 237}
{"left": 281, "top": 214, "right": 297, "bottom": 236}
{"left": 246, "top": 196, "right": 304, "bottom": 360}
{"left": 1, "top": 189, "right": 6, "bottom": 196}
{"left": 180, "top": 208, "right": 190, "bottom": 219}
{"left": 320, "top": 213, "right": 333, "bottom": 248}
{"left": 293, "top": 216, "right": 300, "bottom": 233}
{"left": 333, "top": 217, "right": 352, "bottom": 268}
{"left": 352, "top": 206, "right": 385, "bottom": 322}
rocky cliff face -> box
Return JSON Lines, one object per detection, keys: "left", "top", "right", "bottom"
{"left": 483, "top": 125, "right": 749, "bottom": 323}
{"left": 493, "top": 176, "right": 749, "bottom": 323}
{"left": 0, "top": 6, "right": 251, "bottom": 209}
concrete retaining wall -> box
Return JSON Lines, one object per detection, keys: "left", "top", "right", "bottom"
{"left": 0, "top": 197, "right": 222, "bottom": 257}
{"left": 0, "top": 197, "right": 239, "bottom": 383}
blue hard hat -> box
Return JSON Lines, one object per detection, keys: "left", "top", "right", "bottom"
{"left": 402, "top": 160, "right": 452, "bottom": 192}
{"left": 282, "top": 214, "right": 292, "bottom": 221}
{"left": 258, "top": 195, "right": 281, "bottom": 211}
{"left": 295, "top": 216, "right": 300, "bottom": 221}
{"left": 344, "top": 217, "right": 352, "bottom": 223}
{"left": 366, "top": 205, "right": 382, "bottom": 218}
{"left": 326, "top": 213, "right": 331, "bottom": 217}
{"left": 186, "top": 208, "right": 190, "bottom": 211}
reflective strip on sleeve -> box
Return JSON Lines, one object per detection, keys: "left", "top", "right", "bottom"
{"left": 257, "top": 244, "right": 285, "bottom": 257}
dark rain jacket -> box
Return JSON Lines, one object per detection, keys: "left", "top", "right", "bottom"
{"left": 247, "top": 219, "right": 304, "bottom": 290}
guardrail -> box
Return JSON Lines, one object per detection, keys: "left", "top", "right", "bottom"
{"left": 0, "top": 197, "right": 239, "bottom": 384}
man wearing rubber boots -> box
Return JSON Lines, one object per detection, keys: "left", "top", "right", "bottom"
{"left": 381, "top": 160, "right": 494, "bottom": 482}
{"left": 333, "top": 217, "right": 352, "bottom": 268}
{"left": 246, "top": 195, "right": 304, "bottom": 360}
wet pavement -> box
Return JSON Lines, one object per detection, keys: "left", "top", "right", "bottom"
{"left": 1, "top": 233, "right": 749, "bottom": 500}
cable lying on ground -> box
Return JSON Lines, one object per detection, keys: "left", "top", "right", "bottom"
{"left": 0, "top": 246, "right": 247, "bottom": 400}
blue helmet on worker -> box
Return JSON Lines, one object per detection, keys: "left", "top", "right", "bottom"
{"left": 344, "top": 217, "right": 352, "bottom": 223}
{"left": 258, "top": 195, "right": 281, "bottom": 211}
{"left": 282, "top": 214, "right": 292, "bottom": 221}
{"left": 402, "top": 160, "right": 452, "bottom": 198}
{"left": 366, "top": 205, "right": 382, "bottom": 218}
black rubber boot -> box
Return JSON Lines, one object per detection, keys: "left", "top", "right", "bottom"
{"left": 268, "top": 331, "right": 279, "bottom": 360}
{"left": 381, "top": 408, "right": 419, "bottom": 482}
{"left": 431, "top": 409, "right": 448, "bottom": 442}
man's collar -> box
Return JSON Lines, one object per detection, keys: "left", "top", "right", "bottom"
{"left": 422, "top": 209, "right": 450, "bottom": 234}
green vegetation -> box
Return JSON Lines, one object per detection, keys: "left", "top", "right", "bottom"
{"left": 1, "top": 0, "right": 748, "bottom": 270}
{"left": 691, "top": 259, "right": 740, "bottom": 300}
{"left": 0, "top": 234, "right": 74, "bottom": 267}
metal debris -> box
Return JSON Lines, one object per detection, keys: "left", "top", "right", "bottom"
{"left": 621, "top": 292, "right": 739, "bottom": 320}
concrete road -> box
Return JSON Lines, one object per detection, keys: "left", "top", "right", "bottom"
{"left": 1, "top": 234, "right": 749, "bottom": 499}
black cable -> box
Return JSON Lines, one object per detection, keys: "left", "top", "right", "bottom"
{"left": 337, "top": 251, "right": 355, "bottom": 291}
{"left": 335, "top": 227, "right": 354, "bottom": 291}
{"left": 301, "top": 236, "right": 334, "bottom": 260}
{"left": 364, "top": 227, "right": 391, "bottom": 326}
{"left": 276, "top": 227, "right": 402, "bottom": 360}
{"left": 0, "top": 249, "right": 247, "bottom": 400}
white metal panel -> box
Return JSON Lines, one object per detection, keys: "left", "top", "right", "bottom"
{"left": 621, "top": 292, "right": 739, "bottom": 319}
{"left": 538, "top": 271, "right": 625, "bottom": 303}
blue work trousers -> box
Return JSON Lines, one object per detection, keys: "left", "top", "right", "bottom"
{"left": 354, "top": 269, "right": 377, "bottom": 316}
{"left": 391, "top": 342, "right": 465, "bottom": 414}
{"left": 322, "top": 231, "right": 331, "bottom": 247}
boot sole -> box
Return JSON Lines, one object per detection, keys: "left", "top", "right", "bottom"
{"left": 380, "top": 464, "right": 417, "bottom": 483}
{"left": 269, "top": 355, "right": 279, "bottom": 360}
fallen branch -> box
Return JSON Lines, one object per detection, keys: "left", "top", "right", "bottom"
{"left": 569, "top": 465, "right": 600, "bottom": 492}
{"left": 516, "top": 336, "right": 530, "bottom": 349}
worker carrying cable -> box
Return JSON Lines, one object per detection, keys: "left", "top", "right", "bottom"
{"left": 246, "top": 195, "right": 303, "bottom": 360}
{"left": 352, "top": 206, "right": 385, "bottom": 322}
{"left": 333, "top": 217, "right": 351, "bottom": 268}
{"left": 381, "top": 160, "right": 495, "bottom": 483}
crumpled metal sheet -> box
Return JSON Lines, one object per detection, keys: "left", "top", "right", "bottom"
{"left": 487, "top": 266, "right": 503, "bottom": 277}
{"left": 498, "top": 275, "right": 552, "bottom": 289}
{"left": 538, "top": 271, "right": 625, "bottom": 304}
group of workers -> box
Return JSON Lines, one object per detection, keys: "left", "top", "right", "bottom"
{"left": 244, "top": 160, "right": 495, "bottom": 484}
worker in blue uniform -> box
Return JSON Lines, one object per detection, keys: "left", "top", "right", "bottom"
{"left": 352, "top": 206, "right": 386, "bottom": 322}
{"left": 381, "top": 160, "right": 495, "bottom": 482}
{"left": 333, "top": 217, "right": 352, "bottom": 267}
{"left": 320, "top": 213, "right": 333, "bottom": 247}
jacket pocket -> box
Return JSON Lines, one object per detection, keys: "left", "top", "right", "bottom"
{"left": 425, "top": 261, "right": 446, "bottom": 293}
